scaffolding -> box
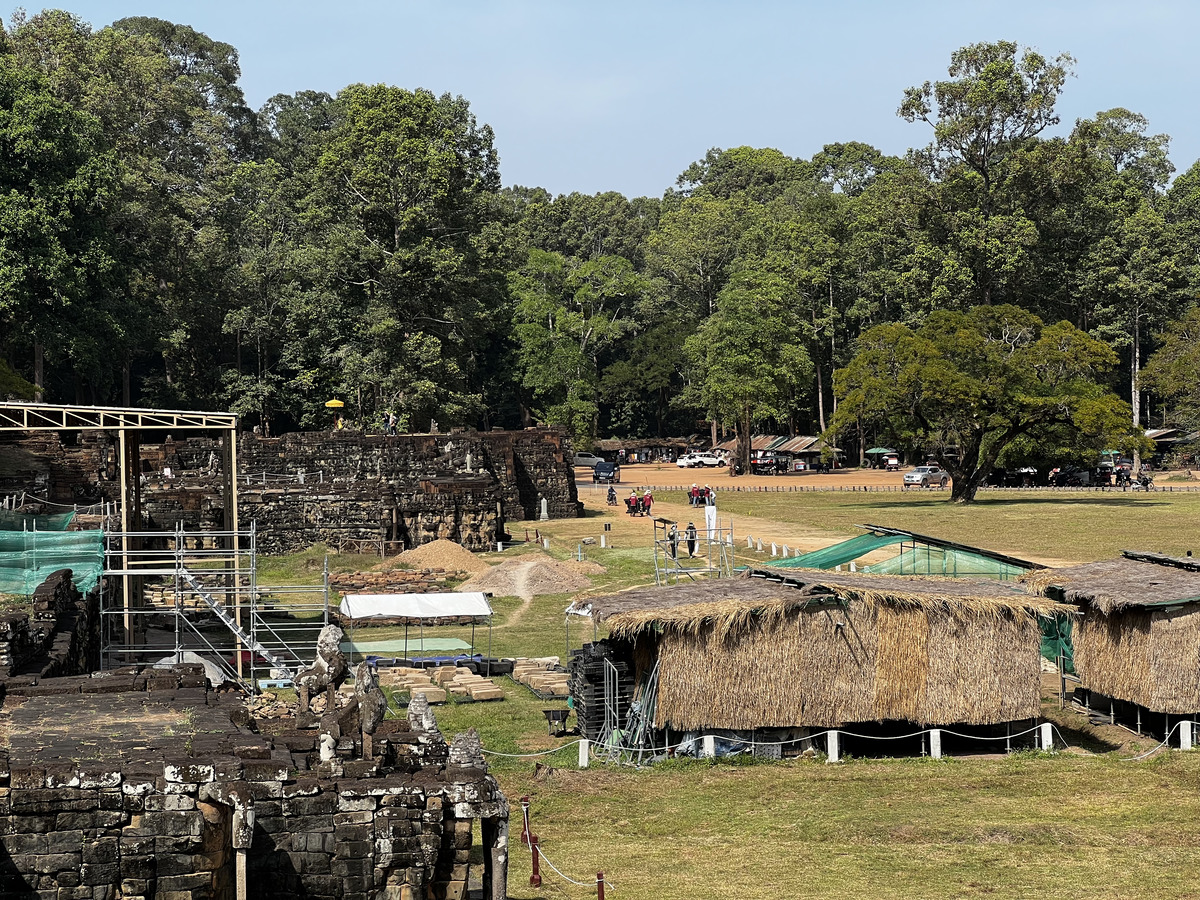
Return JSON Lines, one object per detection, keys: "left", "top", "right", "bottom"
{"left": 652, "top": 514, "right": 734, "bottom": 585}
{"left": 101, "top": 522, "right": 329, "bottom": 692}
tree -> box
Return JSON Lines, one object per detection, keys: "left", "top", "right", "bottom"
{"left": 830, "top": 305, "right": 1144, "bottom": 502}
{"left": 1141, "top": 306, "right": 1200, "bottom": 436}
{"left": 0, "top": 54, "right": 116, "bottom": 401}
{"left": 900, "top": 41, "right": 1075, "bottom": 306}
{"left": 686, "top": 271, "right": 812, "bottom": 475}
{"left": 511, "top": 250, "right": 643, "bottom": 444}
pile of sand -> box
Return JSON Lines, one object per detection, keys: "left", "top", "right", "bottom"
{"left": 459, "top": 556, "right": 593, "bottom": 599}
{"left": 389, "top": 539, "right": 490, "bottom": 574}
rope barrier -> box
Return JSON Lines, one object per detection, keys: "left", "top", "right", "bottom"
{"left": 481, "top": 740, "right": 584, "bottom": 758}
{"left": 535, "top": 846, "right": 595, "bottom": 888}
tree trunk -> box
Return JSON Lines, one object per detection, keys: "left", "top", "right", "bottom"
{"left": 1132, "top": 309, "right": 1142, "bottom": 472}
{"left": 736, "top": 404, "right": 752, "bottom": 476}
{"left": 122, "top": 361, "right": 131, "bottom": 407}
{"left": 33, "top": 343, "right": 43, "bottom": 403}
{"left": 815, "top": 354, "right": 826, "bottom": 433}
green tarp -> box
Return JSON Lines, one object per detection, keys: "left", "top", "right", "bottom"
{"left": 1040, "top": 615, "right": 1075, "bottom": 675}
{"left": 862, "top": 547, "right": 1029, "bottom": 581}
{"left": 0, "top": 529, "right": 104, "bottom": 595}
{"left": 771, "top": 532, "right": 905, "bottom": 569}
{"left": 0, "top": 509, "right": 76, "bottom": 531}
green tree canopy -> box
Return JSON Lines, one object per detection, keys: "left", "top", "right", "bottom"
{"left": 830, "top": 305, "right": 1144, "bottom": 501}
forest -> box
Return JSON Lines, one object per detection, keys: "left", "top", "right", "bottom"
{"left": 1, "top": 12, "right": 1199, "bottom": 471}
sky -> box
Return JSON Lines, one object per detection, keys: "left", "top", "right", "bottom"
{"left": 31, "top": 1, "right": 1200, "bottom": 198}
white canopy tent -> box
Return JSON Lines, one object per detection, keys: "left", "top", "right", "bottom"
{"left": 338, "top": 592, "right": 495, "bottom": 669}
{"left": 339, "top": 592, "right": 493, "bottom": 621}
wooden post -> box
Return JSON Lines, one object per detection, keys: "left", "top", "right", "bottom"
{"left": 529, "top": 835, "right": 541, "bottom": 887}
{"left": 827, "top": 730, "right": 840, "bottom": 763}
{"left": 597, "top": 872, "right": 606, "bottom": 900}
{"left": 929, "top": 728, "right": 942, "bottom": 760}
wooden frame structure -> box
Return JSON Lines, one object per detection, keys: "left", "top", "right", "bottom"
{"left": 0, "top": 402, "right": 241, "bottom": 664}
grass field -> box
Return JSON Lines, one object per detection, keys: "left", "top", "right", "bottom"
{"left": 653, "top": 488, "right": 1200, "bottom": 564}
{"left": 263, "top": 490, "right": 1200, "bottom": 897}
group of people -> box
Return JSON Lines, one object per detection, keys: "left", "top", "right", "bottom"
{"left": 688, "top": 483, "right": 717, "bottom": 506}
{"left": 666, "top": 521, "right": 701, "bottom": 558}
{"left": 624, "top": 489, "right": 654, "bottom": 516}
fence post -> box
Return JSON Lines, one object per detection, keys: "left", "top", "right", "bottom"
{"left": 929, "top": 728, "right": 942, "bottom": 759}
{"left": 827, "top": 730, "right": 840, "bottom": 763}
{"left": 597, "top": 872, "right": 606, "bottom": 900}
{"left": 529, "top": 835, "right": 541, "bottom": 887}
{"left": 578, "top": 739, "right": 589, "bottom": 769}
{"left": 701, "top": 735, "right": 716, "bottom": 758}
{"left": 1039, "top": 721, "right": 1053, "bottom": 751}
{"left": 1181, "top": 721, "right": 1193, "bottom": 751}
{"left": 519, "top": 796, "right": 530, "bottom": 845}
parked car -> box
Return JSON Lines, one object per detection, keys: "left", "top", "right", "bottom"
{"left": 903, "top": 465, "right": 949, "bottom": 488}
{"left": 592, "top": 461, "right": 621, "bottom": 484}
{"left": 573, "top": 452, "right": 604, "bottom": 469}
{"left": 883, "top": 454, "right": 901, "bottom": 471}
{"left": 684, "top": 452, "right": 724, "bottom": 468}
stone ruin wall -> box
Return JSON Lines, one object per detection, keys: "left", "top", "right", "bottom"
{"left": 0, "top": 427, "right": 582, "bottom": 554}
{"left": 0, "top": 670, "right": 508, "bottom": 900}
{"left": 0, "top": 573, "right": 510, "bottom": 899}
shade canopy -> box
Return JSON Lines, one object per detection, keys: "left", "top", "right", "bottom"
{"left": 325, "top": 399, "right": 345, "bottom": 408}
{"left": 865, "top": 447, "right": 896, "bottom": 454}
{"left": 339, "top": 592, "right": 492, "bottom": 620}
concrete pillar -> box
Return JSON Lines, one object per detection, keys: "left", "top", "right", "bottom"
{"left": 770, "top": 542, "right": 777, "bottom": 557}
{"left": 826, "top": 730, "right": 840, "bottom": 763}
{"left": 746, "top": 535, "right": 753, "bottom": 549}
{"left": 756, "top": 539, "right": 763, "bottom": 552}
{"left": 929, "top": 729, "right": 942, "bottom": 759}
{"left": 1039, "top": 722, "right": 1053, "bottom": 751}
{"left": 600, "top": 534, "right": 606, "bottom": 548}
{"left": 782, "top": 545, "right": 790, "bottom": 557}
{"left": 578, "top": 739, "right": 589, "bottom": 769}
{"left": 1181, "top": 720, "right": 1193, "bottom": 751}
{"left": 701, "top": 735, "right": 716, "bottom": 758}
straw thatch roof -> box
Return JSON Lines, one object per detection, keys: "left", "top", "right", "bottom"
{"left": 1024, "top": 551, "right": 1200, "bottom": 615}
{"left": 575, "top": 570, "right": 1071, "bottom": 728}
{"left": 579, "top": 569, "right": 1067, "bottom": 640}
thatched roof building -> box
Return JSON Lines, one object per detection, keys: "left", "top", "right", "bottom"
{"left": 572, "top": 569, "right": 1069, "bottom": 730}
{"left": 1026, "top": 551, "right": 1200, "bottom": 714}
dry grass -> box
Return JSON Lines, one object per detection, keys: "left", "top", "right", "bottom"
{"left": 499, "top": 751, "right": 1200, "bottom": 899}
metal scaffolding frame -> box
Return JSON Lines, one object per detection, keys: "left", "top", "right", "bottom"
{"left": 652, "top": 515, "right": 734, "bottom": 584}
{"left": 100, "top": 522, "right": 329, "bottom": 691}
{"left": 1, "top": 401, "right": 243, "bottom": 674}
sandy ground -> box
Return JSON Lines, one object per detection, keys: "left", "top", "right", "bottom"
{"left": 576, "top": 461, "right": 909, "bottom": 490}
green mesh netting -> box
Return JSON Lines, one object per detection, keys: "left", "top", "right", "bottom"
{"left": 0, "top": 509, "right": 76, "bottom": 531}
{"left": 0, "top": 529, "right": 104, "bottom": 595}
{"left": 860, "top": 546, "right": 1029, "bottom": 581}
{"left": 1040, "top": 614, "right": 1075, "bottom": 674}
{"left": 771, "top": 533, "right": 905, "bottom": 569}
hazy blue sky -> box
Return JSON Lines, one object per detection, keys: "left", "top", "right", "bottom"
{"left": 31, "top": 1, "right": 1199, "bottom": 197}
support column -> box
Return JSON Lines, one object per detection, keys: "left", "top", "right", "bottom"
{"left": 118, "top": 428, "right": 142, "bottom": 652}
{"left": 222, "top": 428, "right": 243, "bottom": 681}
{"left": 929, "top": 729, "right": 942, "bottom": 760}
{"left": 1181, "top": 720, "right": 1193, "bottom": 751}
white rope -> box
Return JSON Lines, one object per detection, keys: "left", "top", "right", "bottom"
{"left": 535, "top": 845, "right": 593, "bottom": 888}
{"left": 481, "top": 740, "right": 583, "bottom": 758}
{"left": 940, "top": 725, "right": 1041, "bottom": 741}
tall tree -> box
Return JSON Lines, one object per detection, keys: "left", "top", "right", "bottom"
{"left": 830, "top": 305, "right": 1144, "bottom": 501}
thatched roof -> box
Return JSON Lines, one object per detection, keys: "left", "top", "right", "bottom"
{"left": 1024, "top": 551, "right": 1200, "bottom": 614}
{"left": 576, "top": 568, "right": 1070, "bottom": 640}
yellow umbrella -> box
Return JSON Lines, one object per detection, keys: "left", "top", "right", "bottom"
{"left": 325, "top": 399, "right": 345, "bottom": 408}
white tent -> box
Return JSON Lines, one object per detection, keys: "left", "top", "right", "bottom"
{"left": 339, "top": 592, "right": 493, "bottom": 620}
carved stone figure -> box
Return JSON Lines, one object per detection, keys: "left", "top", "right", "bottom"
{"left": 296, "top": 624, "right": 348, "bottom": 714}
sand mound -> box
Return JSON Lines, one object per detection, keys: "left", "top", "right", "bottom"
{"left": 390, "top": 539, "right": 490, "bottom": 574}
{"left": 459, "top": 556, "right": 593, "bottom": 599}
{"left": 563, "top": 559, "right": 605, "bottom": 575}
